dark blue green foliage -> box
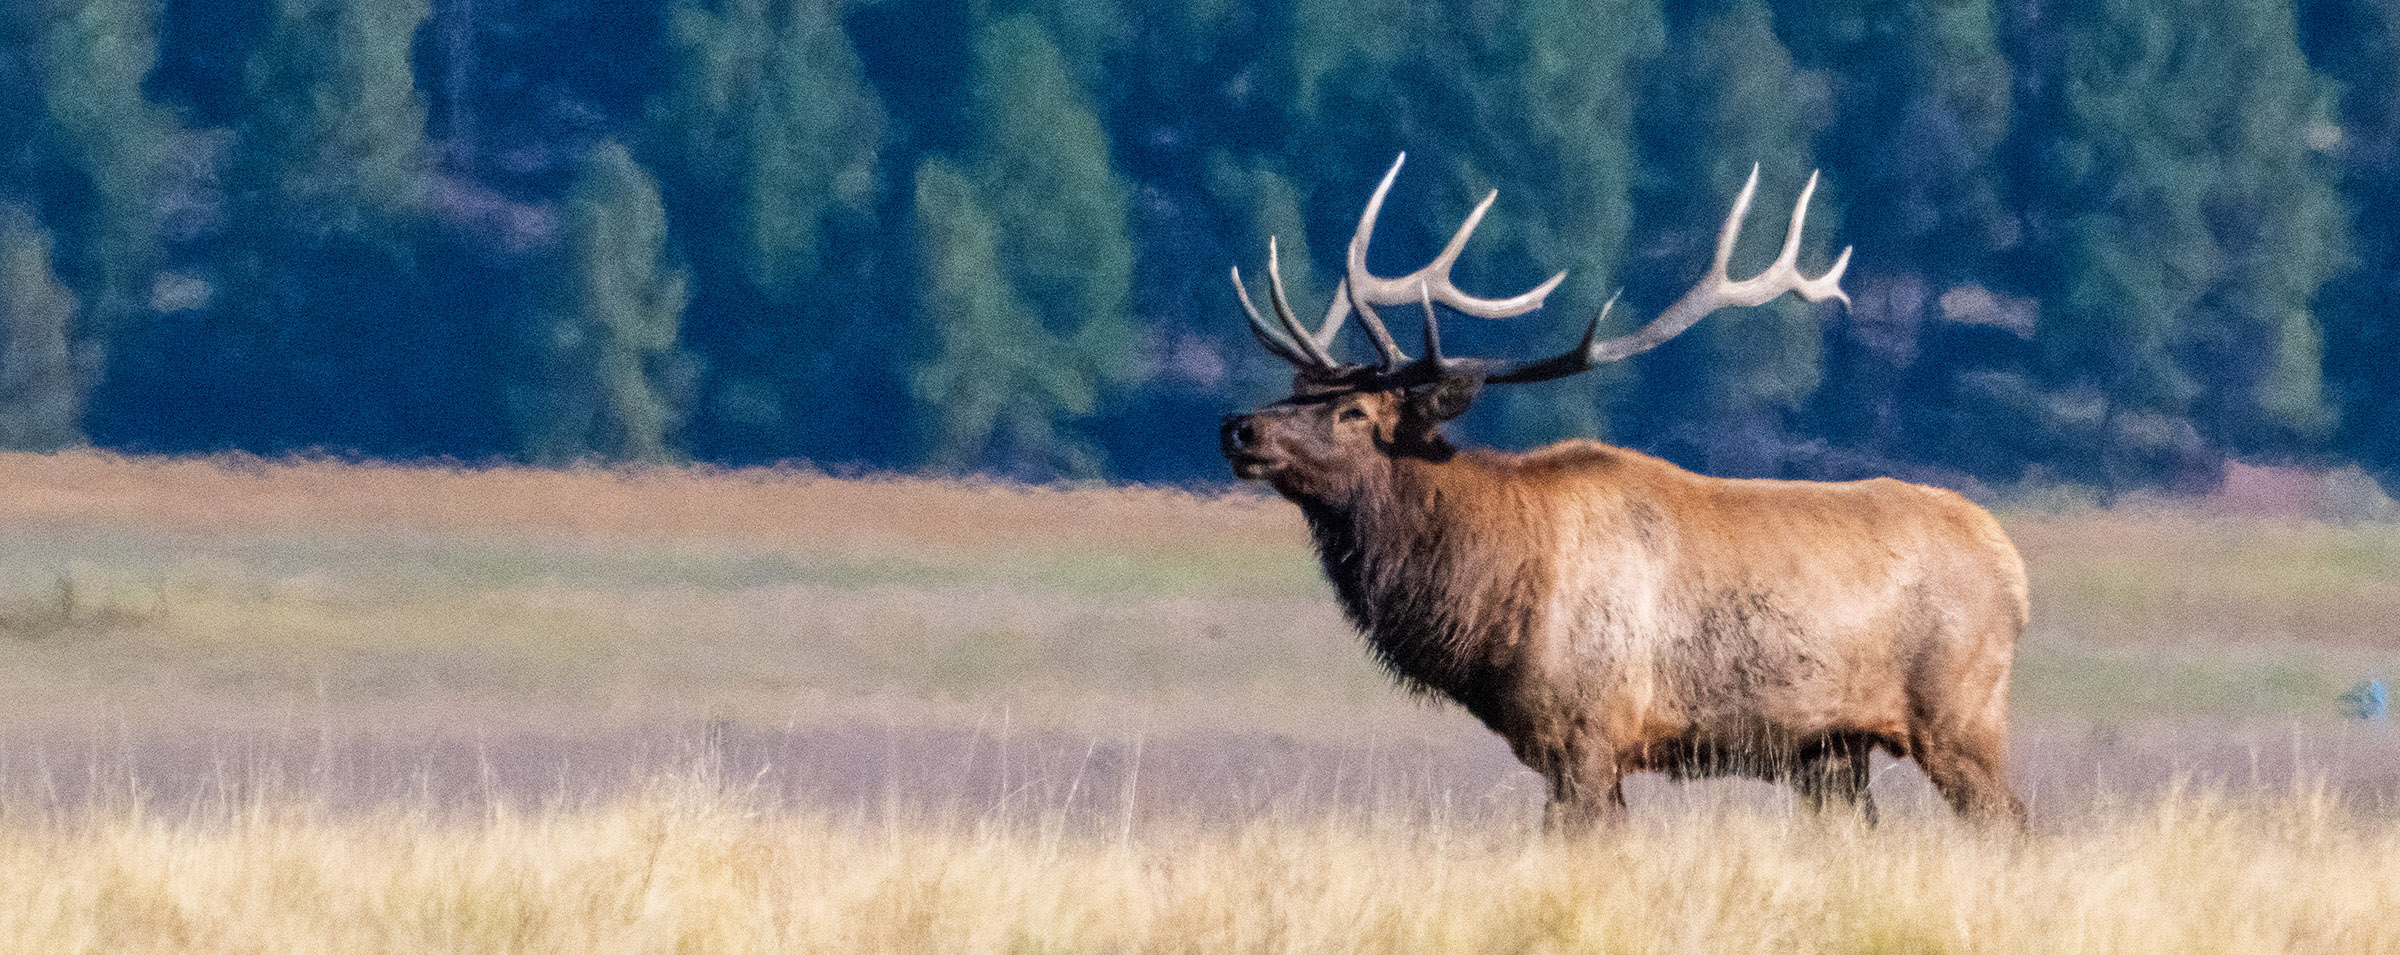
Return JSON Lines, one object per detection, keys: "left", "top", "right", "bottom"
{"left": 1, "top": 0, "right": 2395, "bottom": 493}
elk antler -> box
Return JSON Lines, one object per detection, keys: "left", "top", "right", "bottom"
{"left": 1232, "top": 153, "right": 1565, "bottom": 378}
{"left": 1231, "top": 156, "right": 1849, "bottom": 388}
{"left": 1231, "top": 238, "right": 1348, "bottom": 372}
{"left": 1479, "top": 165, "right": 1851, "bottom": 386}
{"left": 1340, "top": 154, "right": 1567, "bottom": 369}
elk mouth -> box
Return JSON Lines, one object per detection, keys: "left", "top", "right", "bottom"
{"left": 1225, "top": 451, "right": 1277, "bottom": 480}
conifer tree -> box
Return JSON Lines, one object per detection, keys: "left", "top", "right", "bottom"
{"left": 1275, "top": 0, "right": 1660, "bottom": 448}
{"left": 0, "top": 208, "right": 83, "bottom": 450}
{"left": 1775, "top": 0, "right": 2011, "bottom": 274}
{"left": 2204, "top": 0, "right": 2346, "bottom": 456}
{"left": 516, "top": 143, "right": 694, "bottom": 464}
{"left": 23, "top": 0, "right": 173, "bottom": 338}
{"left": 650, "top": 0, "right": 881, "bottom": 297}
{"left": 909, "top": 16, "right": 1135, "bottom": 477}
{"left": 647, "top": 0, "right": 886, "bottom": 458}
{"left": 166, "top": 0, "right": 441, "bottom": 452}
{"left": 2014, "top": 0, "right": 2345, "bottom": 487}
{"left": 0, "top": 0, "right": 177, "bottom": 445}
{"left": 228, "top": 0, "right": 431, "bottom": 232}
{"left": 912, "top": 159, "right": 1100, "bottom": 475}
{"left": 1473, "top": 0, "right": 1662, "bottom": 446}
{"left": 1772, "top": 0, "right": 2016, "bottom": 464}
{"left": 2307, "top": 0, "right": 2400, "bottom": 483}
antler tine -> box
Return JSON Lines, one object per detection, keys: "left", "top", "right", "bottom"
{"left": 1715, "top": 169, "right": 1852, "bottom": 310}
{"left": 1341, "top": 156, "right": 1414, "bottom": 369}
{"left": 1481, "top": 165, "right": 1849, "bottom": 386}
{"left": 1418, "top": 280, "right": 1444, "bottom": 365}
{"left": 1344, "top": 154, "right": 1568, "bottom": 371}
{"left": 1481, "top": 294, "right": 1615, "bottom": 385}
{"left": 1233, "top": 238, "right": 1376, "bottom": 372}
{"left": 1231, "top": 264, "right": 1319, "bottom": 368}
{"left": 1263, "top": 238, "right": 1343, "bottom": 368}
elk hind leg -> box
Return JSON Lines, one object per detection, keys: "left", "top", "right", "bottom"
{"left": 1914, "top": 732, "right": 2025, "bottom": 829}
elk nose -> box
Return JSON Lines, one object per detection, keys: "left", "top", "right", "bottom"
{"left": 1221, "top": 414, "right": 1257, "bottom": 450}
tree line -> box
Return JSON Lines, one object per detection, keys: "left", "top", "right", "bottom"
{"left": 3, "top": 0, "right": 2398, "bottom": 495}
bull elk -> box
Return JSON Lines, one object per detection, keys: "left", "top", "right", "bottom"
{"left": 1220, "top": 155, "right": 2027, "bottom": 829}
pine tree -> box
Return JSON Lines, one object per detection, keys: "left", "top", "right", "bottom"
{"left": 157, "top": 0, "right": 443, "bottom": 452}
{"left": 650, "top": 0, "right": 881, "bottom": 297}
{"left": 228, "top": 0, "right": 431, "bottom": 233}
{"left": 911, "top": 159, "right": 1100, "bottom": 475}
{"left": 1470, "top": 0, "right": 1663, "bottom": 447}
{"left": 2013, "top": 0, "right": 2345, "bottom": 488}
{"left": 1271, "top": 0, "right": 1660, "bottom": 448}
{"left": 0, "top": 0, "right": 177, "bottom": 445}
{"left": 2201, "top": 0, "right": 2346, "bottom": 457}
{"left": 909, "top": 16, "right": 1135, "bottom": 477}
{"left": 24, "top": 0, "right": 174, "bottom": 336}
{"left": 1775, "top": 0, "right": 2011, "bottom": 274}
{"left": 1621, "top": 0, "right": 1833, "bottom": 477}
{"left": 516, "top": 143, "right": 694, "bottom": 464}
{"left": 646, "top": 0, "right": 886, "bottom": 459}
{"left": 2306, "top": 0, "right": 2400, "bottom": 484}
{"left": 0, "top": 208, "right": 83, "bottom": 450}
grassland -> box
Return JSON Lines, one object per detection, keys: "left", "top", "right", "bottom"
{"left": 1, "top": 451, "right": 2399, "bottom": 951}
{"left": 3, "top": 451, "right": 2395, "bottom": 735}
{"left": 5, "top": 782, "right": 2398, "bottom": 954}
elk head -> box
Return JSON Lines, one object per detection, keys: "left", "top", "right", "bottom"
{"left": 1220, "top": 154, "right": 1852, "bottom": 502}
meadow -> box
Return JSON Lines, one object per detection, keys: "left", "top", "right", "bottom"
{"left": 1, "top": 451, "right": 2398, "bottom": 952}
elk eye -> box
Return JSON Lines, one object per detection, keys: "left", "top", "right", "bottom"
{"left": 1338, "top": 407, "right": 1368, "bottom": 423}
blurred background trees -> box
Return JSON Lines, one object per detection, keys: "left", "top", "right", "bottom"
{"left": 3, "top": 0, "right": 2399, "bottom": 495}
{"left": 1615, "top": 0, "right": 1828, "bottom": 478}
{"left": 514, "top": 141, "right": 691, "bottom": 464}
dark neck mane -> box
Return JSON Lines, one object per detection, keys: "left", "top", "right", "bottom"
{"left": 1295, "top": 451, "right": 1547, "bottom": 716}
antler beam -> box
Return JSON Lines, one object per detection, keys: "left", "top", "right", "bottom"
{"left": 1483, "top": 164, "right": 1851, "bottom": 386}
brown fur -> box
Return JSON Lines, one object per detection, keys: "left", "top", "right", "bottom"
{"left": 1223, "top": 384, "right": 2027, "bottom": 829}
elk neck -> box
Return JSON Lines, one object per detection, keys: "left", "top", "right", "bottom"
{"left": 1293, "top": 448, "right": 1555, "bottom": 717}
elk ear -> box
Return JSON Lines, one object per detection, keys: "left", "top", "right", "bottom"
{"left": 1403, "top": 373, "right": 1483, "bottom": 427}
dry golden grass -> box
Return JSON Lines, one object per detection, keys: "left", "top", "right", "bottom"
{"left": 1, "top": 780, "right": 2396, "bottom": 954}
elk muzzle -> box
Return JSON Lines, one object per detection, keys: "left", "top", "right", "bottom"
{"left": 1220, "top": 413, "right": 1273, "bottom": 479}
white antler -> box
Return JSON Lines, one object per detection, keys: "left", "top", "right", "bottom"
{"left": 1228, "top": 156, "right": 1849, "bottom": 388}
{"left": 1340, "top": 153, "right": 1566, "bottom": 369}
{"left": 1230, "top": 238, "right": 1352, "bottom": 371}
{"left": 1592, "top": 165, "right": 1849, "bottom": 364}
{"left": 1482, "top": 164, "right": 1851, "bottom": 385}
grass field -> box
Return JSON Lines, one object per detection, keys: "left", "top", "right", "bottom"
{"left": 6, "top": 782, "right": 2398, "bottom": 954}
{"left": 2, "top": 451, "right": 2399, "bottom": 952}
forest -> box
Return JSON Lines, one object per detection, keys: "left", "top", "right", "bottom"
{"left": 4, "top": 0, "right": 2400, "bottom": 493}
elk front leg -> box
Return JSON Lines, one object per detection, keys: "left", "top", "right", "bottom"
{"left": 1539, "top": 743, "right": 1625, "bottom": 834}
